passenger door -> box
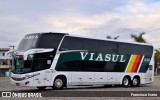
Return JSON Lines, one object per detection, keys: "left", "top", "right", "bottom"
{"left": 44, "top": 59, "right": 54, "bottom": 86}
{"left": 33, "top": 57, "right": 53, "bottom": 86}
{"left": 45, "top": 69, "right": 53, "bottom": 86}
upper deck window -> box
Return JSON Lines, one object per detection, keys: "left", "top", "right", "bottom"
{"left": 60, "top": 36, "right": 117, "bottom": 53}
{"left": 17, "top": 34, "right": 39, "bottom": 51}
{"left": 36, "top": 33, "right": 64, "bottom": 49}
{"left": 17, "top": 33, "right": 65, "bottom": 51}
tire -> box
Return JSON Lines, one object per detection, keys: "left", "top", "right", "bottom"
{"left": 132, "top": 77, "right": 140, "bottom": 87}
{"left": 37, "top": 86, "right": 46, "bottom": 90}
{"left": 122, "top": 77, "right": 130, "bottom": 87}
{"left": 52, "top": 77, "right": 65, "bottom": 90}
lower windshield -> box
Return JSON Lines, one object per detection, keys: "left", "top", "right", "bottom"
{"left": 12, "top": 55, "right": 32, "bottom": 74}
{"left": 11, "top": 51, "right": 55, "bottom": 74}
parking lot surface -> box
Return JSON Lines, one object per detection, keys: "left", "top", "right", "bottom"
{"left": 0, "top": 77, "right": 160, "bottom": 100}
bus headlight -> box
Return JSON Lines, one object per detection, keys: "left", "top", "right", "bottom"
{"left": 25, "top": 73, "right": 40, "bottom": 79}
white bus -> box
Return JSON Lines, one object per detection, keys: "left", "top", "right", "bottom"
{"left": 7, "top": 32, "right": 154, "bottom": 90}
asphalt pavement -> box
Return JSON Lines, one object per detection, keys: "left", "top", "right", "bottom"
{"left": 0, "top": 77, "right": 160, "bottom": 100}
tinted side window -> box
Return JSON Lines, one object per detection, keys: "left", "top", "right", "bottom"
{"left": 60, "top": 36, "right": 98, "bottom": 52}
{"left": 61, "top": 36, "right": 153, "bottom": 56}
{"left": 138, "top": 45, "right": 153, "bottom": 56}
{"left": 118, "top": 43, "right": 139, "bottom": 55}
{"left": 118, "top": 43, "right": 153, "bottom": 56}
{"left": 32, "top": 52, "right": 54, "bottom": 71}
{"left": 56, "top": 61, "right": 126, "bottom": 72}
{"left": 97, "top": 40, "right": 117, "bottom": 53}
{"left": 60, "top": 36, "right": 118, "bottom": 53}
{"left": 36, "top": 34, "right": 64, "bottom": 49}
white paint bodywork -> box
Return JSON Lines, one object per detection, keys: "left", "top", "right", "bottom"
{"left": 10, "top": 50, "right": 154, "bottom": 87}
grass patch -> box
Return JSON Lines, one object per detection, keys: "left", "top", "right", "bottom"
{"left": 154, "top": 74, "right": 160, "bottom": 77}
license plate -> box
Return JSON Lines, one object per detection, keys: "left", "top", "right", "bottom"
{"left": 16, "top": 83, "right": 20, "bottom": 86}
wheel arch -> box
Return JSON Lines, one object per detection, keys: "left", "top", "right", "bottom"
{"left": 123, "top": 75, "right": 131, "bottom": 81}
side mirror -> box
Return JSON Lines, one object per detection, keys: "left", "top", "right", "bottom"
{"left": 4, "top": 50, "right": 16, "bottom": 60}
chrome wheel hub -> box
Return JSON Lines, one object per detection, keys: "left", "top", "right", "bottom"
{"left": 133, "top": 78, "right": 138, "bottom": 85}
{"left": 123, "top": 78, "right": 129, "bottom": 86}
{"left": 55, "top": 79, "right": 63, "bottom": 88}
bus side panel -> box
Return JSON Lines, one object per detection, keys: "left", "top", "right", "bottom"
{"left": 107, "top": 72, "right": 121, "bottom": 85}
{"left": 141, "top": 52, "right": 154, "bottom": 84}
{"left": 95, "top": 72, "right": 107, "bottom": 85}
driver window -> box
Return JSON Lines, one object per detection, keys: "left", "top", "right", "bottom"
{"left": 33, "top": 52, "right": 53, "bottom": 71}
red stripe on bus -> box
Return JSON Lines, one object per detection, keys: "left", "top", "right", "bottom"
{"left": 131, "top": 55, "right": 143, "bottom": 72}
{"left": 131, "top": 55, "right": 138, "bottom": 72}
{"left": 134, "top": 55, "right": 143, "bottom": 72}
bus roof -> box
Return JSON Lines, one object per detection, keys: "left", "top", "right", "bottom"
{"left": 26, "top": 32, "right": 68, "bottom": 36}
{"left": 25, "top": 32, "right": 153, "bottom": 47}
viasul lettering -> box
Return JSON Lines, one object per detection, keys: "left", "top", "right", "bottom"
{"left": 80, "top": 52, "right": 126, "bottom": 62}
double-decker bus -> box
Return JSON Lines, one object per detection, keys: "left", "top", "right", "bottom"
{"left": 7, "top": 32, "right": 154, "bottom": 90}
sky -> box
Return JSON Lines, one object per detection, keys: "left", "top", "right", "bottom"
{"left": 0, "top": 0, "right": 160, "bottom": 49}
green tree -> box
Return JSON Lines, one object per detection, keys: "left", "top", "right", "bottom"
{"left": 155, "top": 49, "right": 160, "bottom": 74}
{"left": 131, "top": 32, "right": 146, "bottom": 43}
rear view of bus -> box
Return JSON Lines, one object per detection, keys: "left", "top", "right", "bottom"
{"left": 8, "top": 32, "right": 154, "bottom": 90}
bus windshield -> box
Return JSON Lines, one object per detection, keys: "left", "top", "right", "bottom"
{"left": 12, "top": 55, "right": 33, "bottom": 74}
{"left": 12, "top": 51, "right": 55, "bottom": 74}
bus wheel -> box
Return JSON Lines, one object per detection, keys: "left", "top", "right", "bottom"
{"left": 52, "top": 77, "right": 65, "bottom": 90}
{"left": 122, "top": 77, "right": 130, "bottom": 87}
{"left": 132, "top": 77, "right": 140, "bottom": 87}
{"left": 37, "top": 86, "right": 46, "bottom": 90}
